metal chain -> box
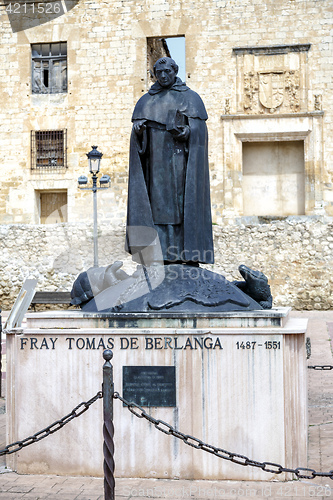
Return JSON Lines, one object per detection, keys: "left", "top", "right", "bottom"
{"left": 0, "top": 391, "right": 102, "bottom": 456}
{"left": 114, "top": 392, "right": 333, "bottom": 480}
{"left": 308, "top": 365, "right": 333, "bottom": 370}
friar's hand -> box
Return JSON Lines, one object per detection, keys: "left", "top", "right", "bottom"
{"left": 172, "top": 125, "right": 190, "bottom": 142}
{"left": 133, "top": 120, "right": 147, "bottom": 136}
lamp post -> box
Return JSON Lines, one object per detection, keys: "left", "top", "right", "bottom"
{"left": 78, "top": 146, "right": 110, "bottom": 267}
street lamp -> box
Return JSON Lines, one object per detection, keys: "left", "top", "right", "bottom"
{"left": 78, "top": 146, "right": 111, "bottom": 267}
{"left": 87, "top": 145, "right": 103, "bottom": 174}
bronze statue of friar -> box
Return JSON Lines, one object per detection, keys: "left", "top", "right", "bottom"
{"left": 126, "top": 57, "right": 214, "bottom": 266}
{"left": 70, "top": 57, "right": 273, "bottom": 312}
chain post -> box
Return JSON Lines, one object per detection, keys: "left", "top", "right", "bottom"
{"left": 102, "top": 349, "right": 115, "bottom": 500}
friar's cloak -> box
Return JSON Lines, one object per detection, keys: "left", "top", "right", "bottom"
{"left": 126, "top": 78, "right": 214, "bottom": 264}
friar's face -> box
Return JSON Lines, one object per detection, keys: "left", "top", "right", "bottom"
{"left": 155, "top": 60, "right": 177, "bottom": 88}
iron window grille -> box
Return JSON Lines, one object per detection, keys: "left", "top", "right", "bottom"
{"left": 32, "top": 42, "right": 67, "bottom": 94}
{"left": 31, "top": 130, "right": 67, "bottom": 170}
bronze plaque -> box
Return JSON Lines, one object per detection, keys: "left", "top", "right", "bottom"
{"left": 123, "top": 366, "right": 176, "bottom": 407}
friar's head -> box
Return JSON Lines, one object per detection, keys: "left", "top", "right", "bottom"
{"left": 153, "top": 57, "right": 179, "bottom": 88}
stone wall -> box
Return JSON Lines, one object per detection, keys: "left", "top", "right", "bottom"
{"left": 0, "top": 0, "right": 332, "bottom": 224}
{"left": 0, "top": 217, "right": 332, "bottom": 311}
{"left": 210, "top": 217, "right": 333, "bottom": 311}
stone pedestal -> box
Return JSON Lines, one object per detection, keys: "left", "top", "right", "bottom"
{"left": 6, "top": 307, "right": 307, "bottom": 481}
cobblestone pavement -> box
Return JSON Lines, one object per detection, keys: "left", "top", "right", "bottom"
{"left": 0, "top": 311, "right": 332, "bottom": 500}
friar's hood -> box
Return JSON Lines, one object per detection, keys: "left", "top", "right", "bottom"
{"left": 132, "top": 77, "right": 208, "bottom": 124}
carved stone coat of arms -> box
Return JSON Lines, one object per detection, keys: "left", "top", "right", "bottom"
{"left": 259, "top": 72, "right": 285, "bottom": 110}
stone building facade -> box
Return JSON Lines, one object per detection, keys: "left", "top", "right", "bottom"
{"left": 0, "top": 0, "right": 332, "bottom": 309}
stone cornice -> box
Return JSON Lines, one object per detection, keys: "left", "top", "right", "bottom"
{"left": 221, "top": 111, "right": 324, "bottom": 120}
{"left": 233, "top": 44, "right": 311, "bottom": 56}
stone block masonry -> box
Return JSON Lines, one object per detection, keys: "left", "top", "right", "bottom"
{"left": 0, "top": 0, "right": 332, "bottom": 310}
{"left": 0, "top": 216, "right": 332, "bottom": 311}
{"left": 0, "top": 0, "right": 332, "bottom": 224}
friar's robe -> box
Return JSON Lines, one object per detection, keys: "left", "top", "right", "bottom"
{"left": 126, "top": 77, "right": 214, "bottom": 264}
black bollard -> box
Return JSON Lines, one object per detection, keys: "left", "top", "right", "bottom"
{"left": 103, "top": 349, "right": 115, "bottom": 500}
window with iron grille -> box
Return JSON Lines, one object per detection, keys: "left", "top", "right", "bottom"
{"left": 31, "top": 130, "right": 67, "bottom": 170}
{"left": 32, "top": 42, "right": 67, "bottom": 94}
